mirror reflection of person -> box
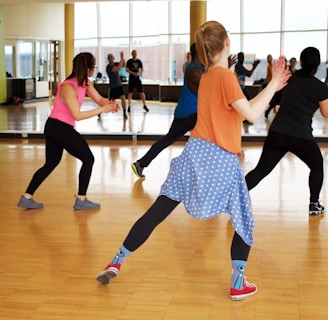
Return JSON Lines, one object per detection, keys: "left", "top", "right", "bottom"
{"left": 106, "top": 52, "right": 128, "bottom": 120}
{"left": 126, "top": 49, "right": 148, "bottom": 112}
{"left": 182, "top": 51, "right": 191, "bottom": 73}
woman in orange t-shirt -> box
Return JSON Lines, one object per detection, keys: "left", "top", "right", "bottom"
{"left": 96, "top": 21, "right": 290, "bottom": 301}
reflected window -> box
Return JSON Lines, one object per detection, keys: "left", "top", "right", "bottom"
{"left": 36, "top": 42, "right": 49, "bottom": 81}
{"left": 73, "top": 0, "right": 328, "bottom": 83}
{"left": 243, "top": 0, "right": 281, "bottom": 32}
{"left": 5, "top": 46, "right": 14, "bottom": 77}
{"left": 17, "top": 41, "right": 33, "bottom": 78}
{"left": 284, "top": 0, "right": 328, "bottom": 30}
{"left": 131, "top": 1, "right": 161, "bottom": 36}
{"left": 171, "top": 1, "right": 189, "bottom": 34}
{"left": 100, "top": 2, "right": 129, "bottom": 37}
{"left": 207, "top": 0, "right": 240, "bottom": 32}
{"left": 74, "top": 3, "right": 98, "bottom": 39}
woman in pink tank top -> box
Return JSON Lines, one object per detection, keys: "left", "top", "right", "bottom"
{"left": 17, "top": 52, "right": 119, "bottom": 210}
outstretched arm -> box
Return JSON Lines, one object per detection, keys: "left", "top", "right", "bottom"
{"left": 61, "top": 80, "right": 120, "bottom": 121}
{"left": 232, "top": 56, "right": 291, "bottom": 123}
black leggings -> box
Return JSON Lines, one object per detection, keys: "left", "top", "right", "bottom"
{"left": 138, "top": 113, "right": 197, "bottom": 168}
{"left": 123, "top": 195, "right": 250, "bottom": 261}
{"left": 25, "top": 118, "right": 95, "bottom": 196}
{"left": 246, "top": 130, "right": 323, "bottom": 202}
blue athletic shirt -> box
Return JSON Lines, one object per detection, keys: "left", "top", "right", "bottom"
{"left": 174, "top": 62, "right": 205, "bottom": 119}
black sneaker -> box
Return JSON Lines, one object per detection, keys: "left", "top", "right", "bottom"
{"left": 127, "top": 106, "right": 131, "bottom": 112}
{"left": 131, "top": 161, "right": 145, "bottom": 179}
{"left": 309, "top": 202, "right": 324, "bottom": 215}
{"left": 143, "top": 105, "right": 149, "bottom": 112}
{"left": 123, "top": 110, "right": 128, "bottom": 120}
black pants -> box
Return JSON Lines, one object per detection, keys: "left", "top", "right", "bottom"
{"left": 123, "top": 195, "right": 250, "bottom": 261}
{"left": 25, "top": 118, "right": 94, "bottom": 196}
{"left": 138, "top": 113, "right": 197, "bottom": 168}
{"left": 246, "top": 130, "right": 323, "bottom": 202}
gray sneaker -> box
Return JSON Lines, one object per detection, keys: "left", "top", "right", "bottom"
{"left": 17, "top": 196, "right": 43, "bottom": 209}
{"left": 73, "top": 197, "right": 100, "bottom": 210}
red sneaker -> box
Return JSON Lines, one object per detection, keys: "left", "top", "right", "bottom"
{"left": 96, "top": 263, "right": 121, "bottom": 284}
{"left": 230, "top": 279, "right": 257, "bottom": 300}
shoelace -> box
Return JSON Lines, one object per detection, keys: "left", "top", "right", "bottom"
{"left": 243, "top": 278, "right": 256, "bottom": 288}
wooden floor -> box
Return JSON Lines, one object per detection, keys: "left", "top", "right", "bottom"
{"left": 1, "top": 99, "right": 328, "bottom": 319}
{"left": 0, "top": 137, "right": 328, "bottom": 319}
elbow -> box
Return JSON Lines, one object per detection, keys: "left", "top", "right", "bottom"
{"left": 245, "top": 114, "right": 259, "bottom": 123}
{"left": 321, "top": 111, "right": 328, "bottom": 118}
{"left": 73, "top": 114, "right": 84, "bottom": 121}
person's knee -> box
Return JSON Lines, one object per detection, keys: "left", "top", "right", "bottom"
{"left": 83, "top": 152, "right": 95, "bottom": 167}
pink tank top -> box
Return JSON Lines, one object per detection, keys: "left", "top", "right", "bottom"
{"left": 49, "top": 78, "right": 87, "bottom": 126}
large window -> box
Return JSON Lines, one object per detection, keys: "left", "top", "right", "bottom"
{"left": 74, "top": 0, "right": 328, "bottom": 84}
{"left": 74, "top": 1, "right": 190, "bottom": 84}
{"left": 208, "top": 0, "right": 328, "bottom": 82}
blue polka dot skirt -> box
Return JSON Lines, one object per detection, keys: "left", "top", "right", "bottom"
{"left": 160, "top": 137, "right": 255, "bottom": 246}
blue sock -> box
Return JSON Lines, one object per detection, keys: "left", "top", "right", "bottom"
{"left": 231, "top": 260, "right": 247, "bottom": 290}
{"left": 110, "top": 244, "right": 132, "bottom": 265}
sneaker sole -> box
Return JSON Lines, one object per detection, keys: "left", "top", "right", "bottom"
{"left": 230, "top": 288, "right": 258, "bottom": 301}
{"left": 96, "top": 268, "right": 119, "bottom": 284}
{"left": 74, "top": 206, "right": 100, "bottom": 210}
{"left": 18, "top": 205, "right": 43, "bottom": 209}
{"left": 131, "top": 163, "right": 145, "bottom": 179}
{"left": 309, "top": 210, "right": 324, "bottom": 215}
{"left": 17, "top": 202, "right": 44, "bottom": 209}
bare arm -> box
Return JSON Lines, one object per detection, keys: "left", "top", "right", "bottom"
{"left": 60, "top": 80, "right": 119, "bottom": 121}
{"left": 185, "top": 67, "right": 202, "bottom": 94}
{"left": 111, "top": 52, "right": 125, "bottom": 73}
{"left": 232, "top": 56, "right": 291, "bottom": 123}
{"left": 319, "top": 99, "right": 328, "bottom": 118}
{"left": 235, "top": 59, "right": 260, "bottom": 77}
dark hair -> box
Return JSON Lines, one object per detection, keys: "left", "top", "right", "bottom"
{"left": 299, "top": 47, "right": 320, "bottom": 77}
{"left": 237, "top": 52, "right": 244, "bottom": 62}
{"left": 67, "top": 52, "right": 96, "bottom": 86}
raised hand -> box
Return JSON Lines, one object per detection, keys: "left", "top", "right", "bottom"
{"left": 271, "top": 56, "right": 291, "bottom": 92}
{"left": 228, "top": 54, "right": 237, "bottom": 68}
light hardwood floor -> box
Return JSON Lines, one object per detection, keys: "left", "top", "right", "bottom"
{"left": 1, "top": 138, "right": 328, "bottom": 319}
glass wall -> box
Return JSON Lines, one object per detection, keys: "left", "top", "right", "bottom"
{"left": 74, "top": 1, "right": 190, "bottom": 84}
{"left": 207, "top": 0, "right": 328, "bottom": 82}
{"left": 74, "top": 0, "right": 328, "bottom": 84}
